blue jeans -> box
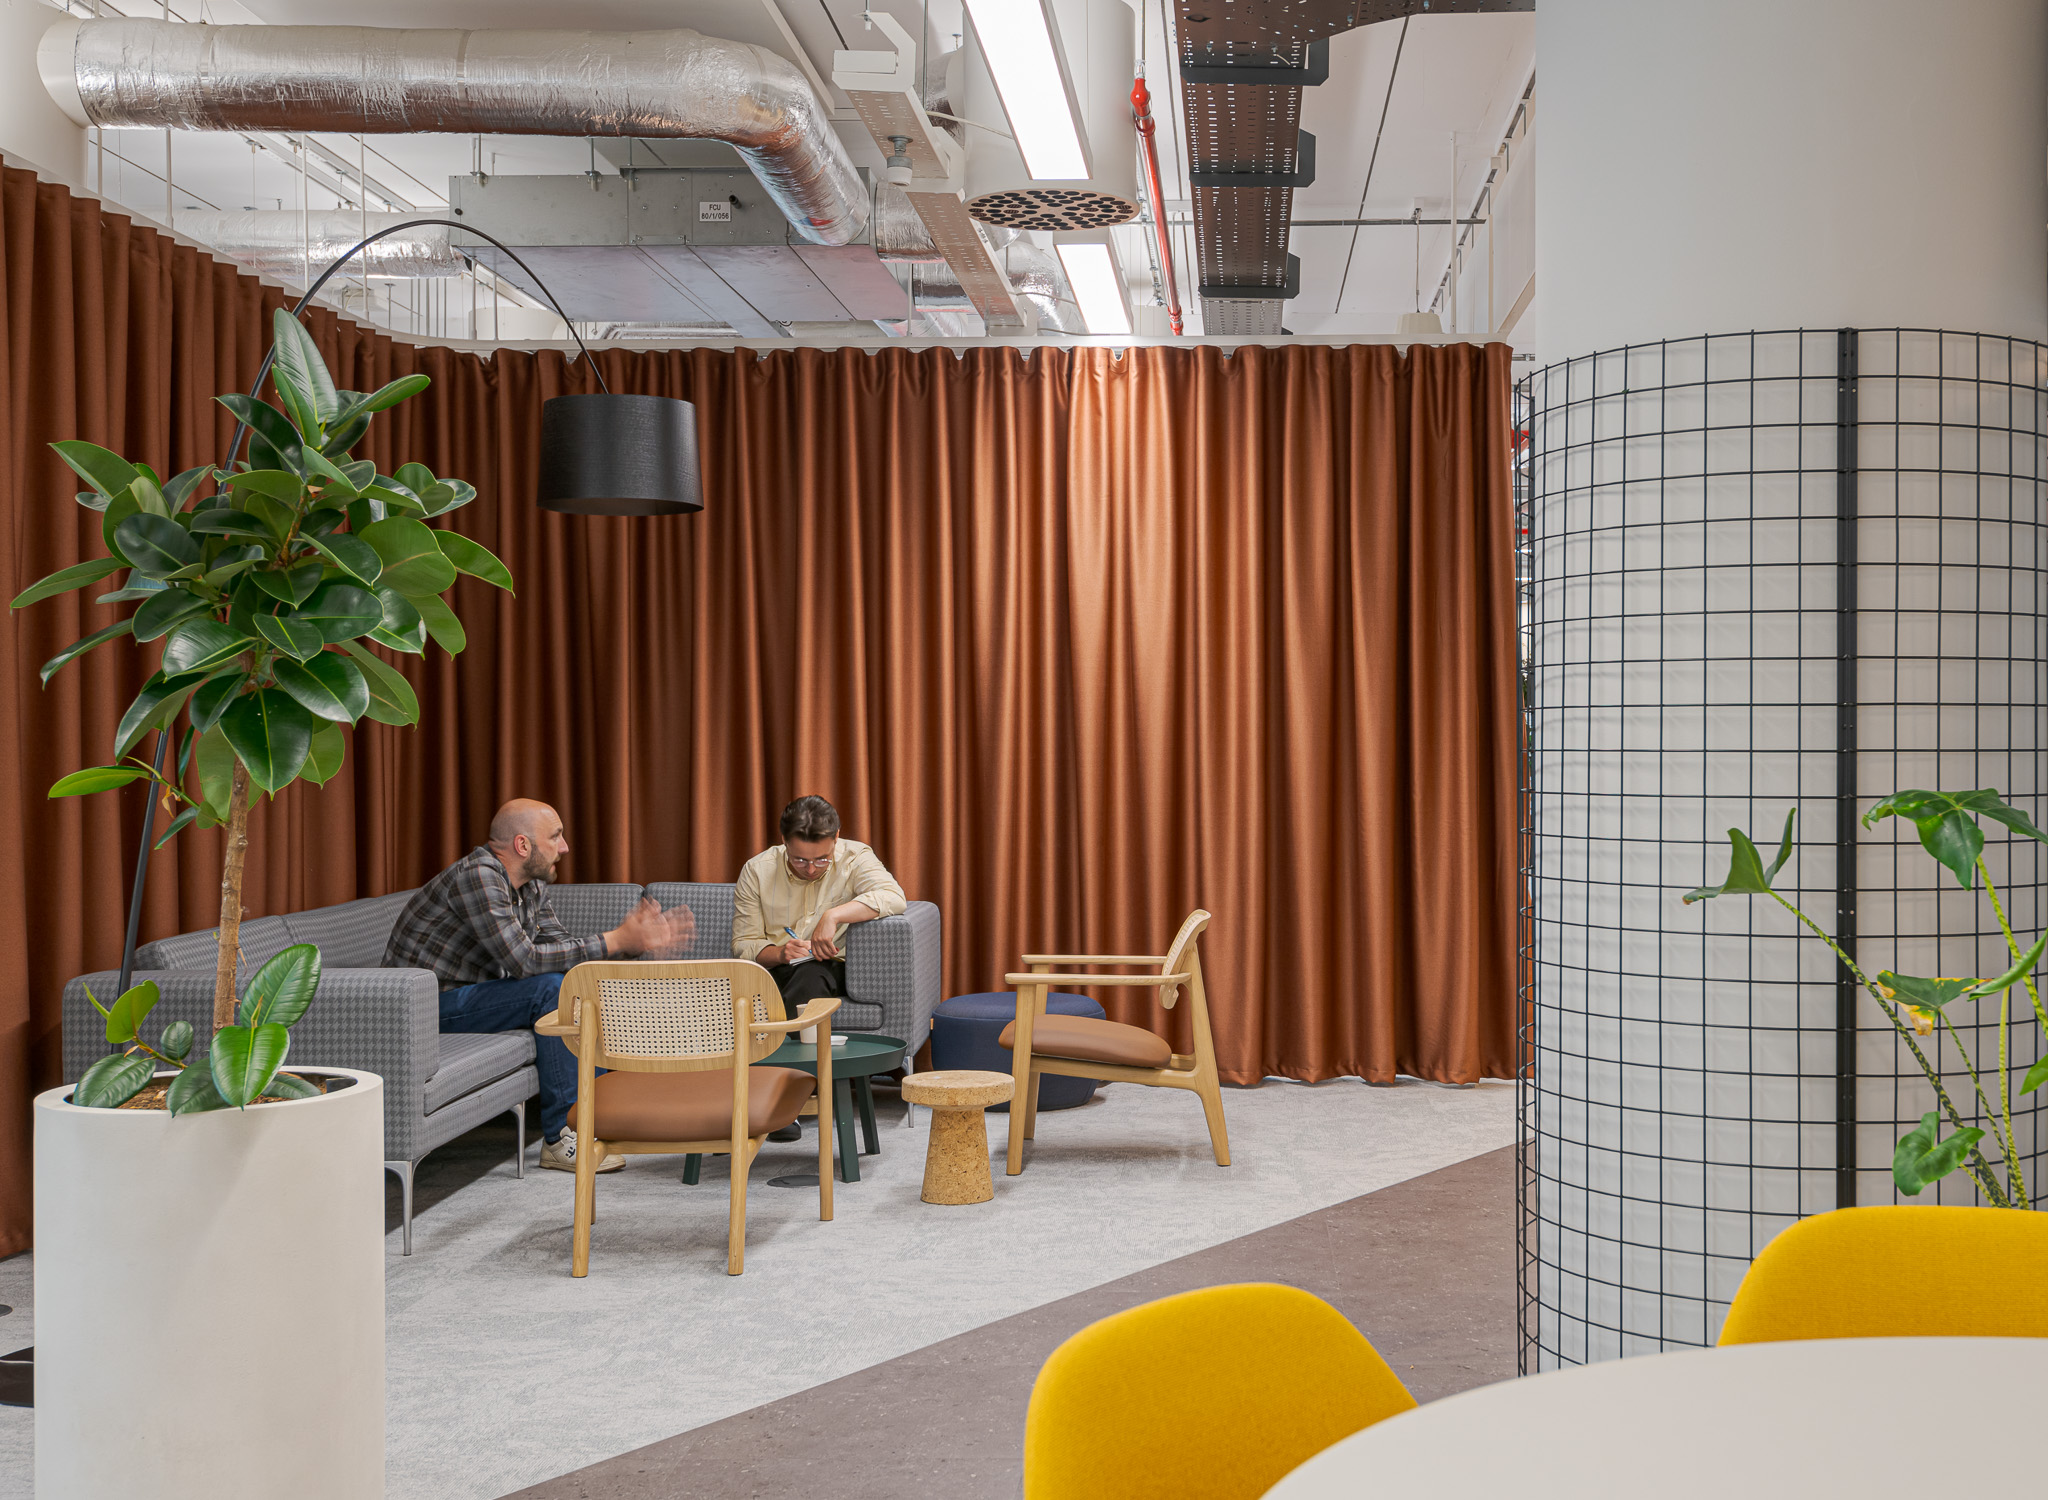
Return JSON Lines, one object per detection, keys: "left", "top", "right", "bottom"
{"left": 438, "top": 972, "right": 580, "bottom": 1143}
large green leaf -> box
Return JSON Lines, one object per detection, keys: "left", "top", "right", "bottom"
{"left": 261, "top": 1070, "right": 323, "bottom": 1100}
{"left": 101, "top": 483, "right": 141, "bottom": 561}
{"left": 296, "top": 581, "right": 382, "bottom": 643}
{"left": 1967, "top": 929, "right": 2048, "bottom": 1000}
{"left": 189, "top": 508, "right": 273, "bottom": 541}
{"left": 418, "top": 479, "right": 476, "bottom": 517}
{"left": 339, "top": 639, "right": 420, "bottom": 726}
{"left": 210, "top": 1021, "right": 291, "bottom": 1108}
{"left": 302, "top": 721, "right": 346, "bottom": 785}
{"left": 166, "top": 1055, "right": 230, "bottom": 1116}
{"left": 163, "top": 465, "right": 211, "bottom": 511}
{"left": 305, "top": 534, "right": 382, "bottom": 588}
{"left": 189, "top": 670, "right": 247, "bottom": 736}
{"left": 220, "top": 688, "right": 316, "bottom": 793}
{"left": 361, "top": 517, "right": 458, "bottom": 596}
{"left": 370, "top": 587, "right": 427, "bottom": 654}
{"left": 98, "top": 571, "right": 168, "bottom": 604}
{"left": 435, "top": 530, "right": 513, "bottom": 591}
{"left": 131, "top": 586, "right": 211, "bottom": 643}
{"left": 226, "top": 468, "right": 307, "bottom": 507}
{"left": 48, "top": 764, "right": 150, "bottom": 797}
{"left": 216, "top": 394, "right": 304, "bottom": 475}
{"left": 161, "top": 618, "right": 251, "bottom": 677}
{"left": 269, "top": 307, "right": 340, "bottom": 433}
{"left": 335, "top": 374, "right": 430, "bottom": 425}
{"left": 157, "top": 1019, "right": 193, "bottom": 1062}
{"left": 195, "top": 724, "right": 234, "bottom": 820}
{"left": 1893, "top": 1111, "right": 1985, "bottom": 1196}
{"left": 411, "top": 591, "right": 466, "bottom": 655}
{"left": 1683, "top": 810, "right": 1798, "bottom": 904}
{"left": 72, "top": 1052, "right": 155, "bottom": 1109}
{"left": 271, "top": 653, "right": 368, "bottom": 723}
{"left": 239, "top": 942, "right": 321, "bottom": 1028}
{"left": 51, "top": 439, "right": 141, "bottom": 502}
{"left": 152, "top": 804, "right": 199, "bottom": 849}
{"left": 249, "top": 559, "right": 324, "bottom": 607}
{"left": 1862, "top": 788, "right": 2048, "bottom": 889}
{"left": 253, "top": 611, "right": 324, "bottom": 661}
{"left": 10, "top": 555, "right": 122, "bottom": 610}
{"left": 301, "top": 447, "right": 361, "bottom": 501}
{"left": 40, "top": 619, "right": 133, "bottom": 685}
{"left": 113, "top": 670, "right": 205, "bottom": 756}
{"left": 319, "top": 412, "right": 372, "bottom": 460}
{"left": 112, "top": 514, "right": 201, "bottom": 578}
{"left": 103, "top": 980, "right": 161, "bottom": 1045}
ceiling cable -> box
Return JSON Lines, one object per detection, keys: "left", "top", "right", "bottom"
{"left": 1334, "top": 14, "right": 1409, "bottom": 314}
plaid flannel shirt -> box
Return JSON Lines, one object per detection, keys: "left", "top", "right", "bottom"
{"left": 382, "top": 846, "right": 606, "bottom": 988}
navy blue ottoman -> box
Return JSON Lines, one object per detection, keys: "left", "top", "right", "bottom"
{"left": 932, "top": 992, "right": 1106, "bottom": 1112}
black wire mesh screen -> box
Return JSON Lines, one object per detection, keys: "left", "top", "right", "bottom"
{"left": 1517, "top": 328, "right": 2048, "bottom": 1371}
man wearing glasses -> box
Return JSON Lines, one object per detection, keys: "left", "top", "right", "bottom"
{"left": 733, "top": 795, "right": 906, "bottom": 1137}
{"left": 734, "top": 793, "right": 906, "bottom": 997}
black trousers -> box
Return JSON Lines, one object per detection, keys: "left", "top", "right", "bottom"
{"left": 765, "top": 958, "right": 846, "bottom": 1017}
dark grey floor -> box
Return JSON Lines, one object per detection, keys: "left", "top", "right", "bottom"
{"left": 507, "top": 1145, "right": 1516, "bottom": 1499}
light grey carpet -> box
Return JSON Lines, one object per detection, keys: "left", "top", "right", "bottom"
{"left": 0, "top": 1076, "right": 1512, "bottom": 1497}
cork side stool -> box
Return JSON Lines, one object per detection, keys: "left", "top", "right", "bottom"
{"left": 899, "top": 1070, "right": 1015, "bottom": 1205}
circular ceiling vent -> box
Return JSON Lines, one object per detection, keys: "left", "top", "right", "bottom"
{"left": 967, "top": 188, "right": 1139, "bottom": 231}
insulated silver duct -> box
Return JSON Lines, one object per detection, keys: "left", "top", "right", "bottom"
{"left": 179, "top": 211, "right": 462, "bottom": 280}
{"left": 40, "top": 18, "right": 867, "bottom": 245}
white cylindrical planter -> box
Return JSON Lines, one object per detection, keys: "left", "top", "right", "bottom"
{"left": 35, "top": 1069, "right": 385, "bottom": 1496}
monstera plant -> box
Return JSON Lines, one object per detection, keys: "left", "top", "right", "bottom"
{"left": 13, "top": 308, "right": 512, "bottom": 1110}
{"left": 1687, "top": 790, "right": 2048, "bottom": 1206}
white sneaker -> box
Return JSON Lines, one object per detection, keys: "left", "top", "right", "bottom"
{"left": 541, "top": 1125, "right": 622, "bottom": 1173}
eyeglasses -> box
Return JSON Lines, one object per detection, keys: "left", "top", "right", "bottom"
{"left": 787, "top": 854, "right": 834, "bottom": 870}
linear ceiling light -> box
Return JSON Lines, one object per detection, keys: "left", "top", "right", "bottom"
{"left": 1056, "top": 241, "right": 1131, "bottom": 335}
{"left": 964, "top": 0, "right": 1089, "bottom": 180}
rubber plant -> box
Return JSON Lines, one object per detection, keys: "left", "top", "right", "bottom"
{"left": 12, "top": 308, "right": 513, "bottom": 1112}
{"left": 1686, "top": 791, "right": 2048, "bottom": 1206}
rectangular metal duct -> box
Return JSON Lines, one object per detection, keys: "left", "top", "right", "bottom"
{"left": 448, "top": 170, "right": 907, "bottom": 336}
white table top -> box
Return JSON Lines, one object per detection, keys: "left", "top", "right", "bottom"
{"left": 1264, "top": 1337, "right": 2046, "bottom": 1498}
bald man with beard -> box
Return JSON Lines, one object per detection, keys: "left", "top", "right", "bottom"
{"left": 383, "top": 799, "right": 693, "bottom": 1173}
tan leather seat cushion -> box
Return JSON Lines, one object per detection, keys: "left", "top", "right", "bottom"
{"left": 998, "top": 1013, "right": 1173, "bottom": 1069}
{"left": 587, "top": 1066, "right": 814, "bottom": 1142}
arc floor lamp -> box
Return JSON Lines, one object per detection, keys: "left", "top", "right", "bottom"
{"left": 115, "top": 218, "right": 702, "bottom": 988}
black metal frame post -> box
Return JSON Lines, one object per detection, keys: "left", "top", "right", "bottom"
{"left": 1834, "top": 327, "right": 1859, "bottom": 1209}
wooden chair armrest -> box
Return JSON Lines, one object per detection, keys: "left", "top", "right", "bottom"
{"left": 747, "top": 995, "right": 844, "bottom": 1035}
{"left": 534, "top": 1008, "right": 578, "bottom": 1038}
{"left": 1005, "top": 972, "right": 1191, "bottom": 986}
{"left": 1020, "top": 954, "right": 1169, "bottom": 966}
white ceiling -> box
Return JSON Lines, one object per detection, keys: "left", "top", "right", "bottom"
{"left": 88, "top": 0, "right": 1533, "bottom": 341}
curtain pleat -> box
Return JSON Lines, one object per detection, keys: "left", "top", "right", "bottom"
{"left": 0, "top": 166, "right": 1518, "bottom": 1254}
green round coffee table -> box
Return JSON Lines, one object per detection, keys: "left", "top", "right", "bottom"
{"left": 681, "top": 1033, "right": 907, "bottom": 1186}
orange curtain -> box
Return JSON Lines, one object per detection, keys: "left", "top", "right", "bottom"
{"left": 0, "top": 165, "right": 1518, "bottom": 1253}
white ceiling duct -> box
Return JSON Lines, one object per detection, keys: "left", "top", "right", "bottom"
{"left": 178, "top": 211, "right": 463, "bottom": 281}
{"left": 38, "top": 18, "right": 868, "bottom": 245}
{"left": 960, "top": 0, "right": 1138, "bottom": 234}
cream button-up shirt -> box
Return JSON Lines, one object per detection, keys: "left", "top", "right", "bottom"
{"left": 730, "top": 838, "right": 907, "bottom": 963}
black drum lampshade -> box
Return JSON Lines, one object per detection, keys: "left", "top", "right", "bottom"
{"left": 536, "top": 393, "right": 703, "bottom": 516}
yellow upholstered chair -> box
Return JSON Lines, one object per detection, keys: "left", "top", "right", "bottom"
{"left": 539, "top": 960, "right": 837, "bottom": 1277}
{"left": 1719, "top": 1205, "right": 2048, "bottom": 1344}
{"left": 1022, "top": 1283, "right": 1416, "bottom": 1500}
{"left": 1001, "top": 910, "right": 1228, "bottom": 1176}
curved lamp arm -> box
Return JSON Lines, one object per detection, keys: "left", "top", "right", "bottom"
{"left": 117, "top": 218, "right": 601, "bottom": 993}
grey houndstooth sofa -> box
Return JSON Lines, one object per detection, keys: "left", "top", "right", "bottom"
{"left": 62, "top": 882, "right": 943, "bottom": 1253}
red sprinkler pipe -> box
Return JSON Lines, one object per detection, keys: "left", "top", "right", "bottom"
{"left": 1131, "top": 71, "right": 1184, "bottom": 336}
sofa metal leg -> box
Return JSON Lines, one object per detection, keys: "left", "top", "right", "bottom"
{"left": 900, "top": 1060, "right": 918, "bottom": 1129}
{"left": 512, "top": 1100, "right": 527, "bottom": 1179}
{"left": 385, "top": 1159, "right": 416, "bottom": 1256}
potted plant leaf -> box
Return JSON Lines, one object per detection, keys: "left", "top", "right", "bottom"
{"left": 1686, "top": 790, "right": 2048, "bottom": 1207}
{"left": 15, "top": 308, "right": 513, "bottom": 1494}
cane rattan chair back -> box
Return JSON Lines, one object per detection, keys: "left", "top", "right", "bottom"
{"left": 543, "top": 960, "right": 838, "bottom": 1277}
